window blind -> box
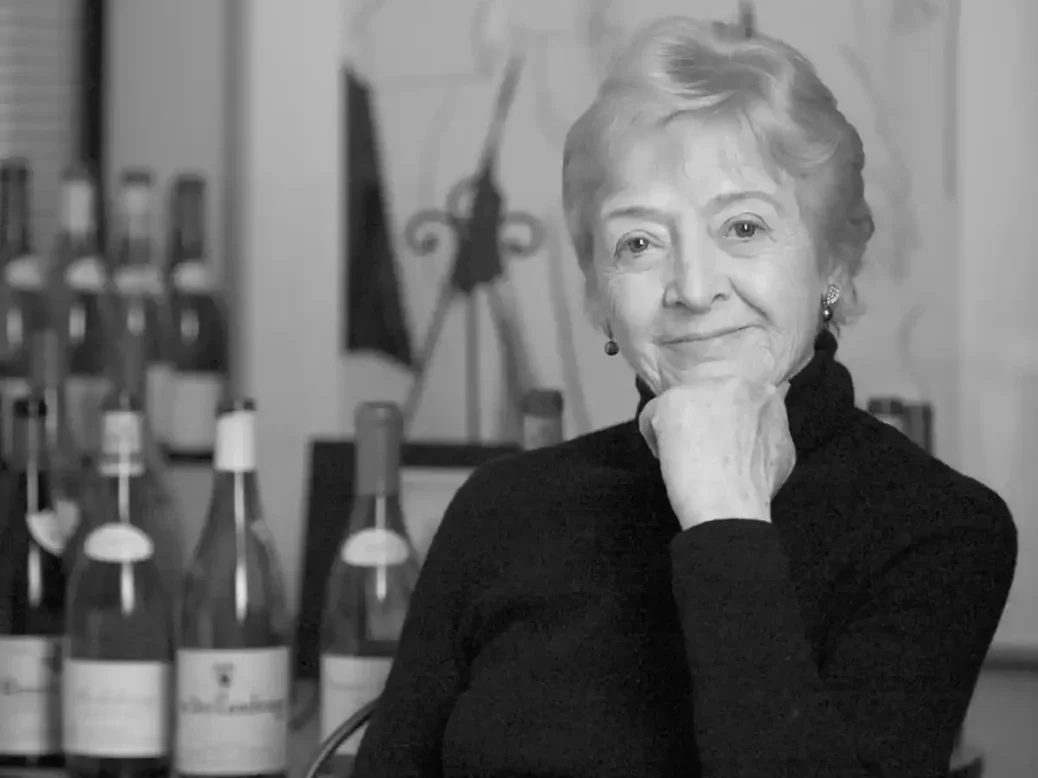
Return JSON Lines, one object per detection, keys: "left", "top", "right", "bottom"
{"left": 0, "top": 0, "right": 80, "bottom": 255}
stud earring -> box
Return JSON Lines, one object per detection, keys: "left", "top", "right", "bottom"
{"left": 604, "top": 326, "right": 619, "bottom": 356}
{"left": 821, "top": 283, "right": 841, "bottom": 323}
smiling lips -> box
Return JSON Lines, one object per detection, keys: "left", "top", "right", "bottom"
{"left": 663, "top": 326, "right": 749, "bottom": 344}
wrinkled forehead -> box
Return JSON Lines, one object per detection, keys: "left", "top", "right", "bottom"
{"left": 602, "top": 113, "right": 798, "bottom": 211}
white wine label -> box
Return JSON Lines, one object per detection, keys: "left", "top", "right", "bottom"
{"left": 213, "top": 409, "right": 254, "bottom": 472}
{"left": 114, "top": 265, "right": 161, "bottom": 296}
{"left": 65, "top": 256, "right": 106, "bottom": 291}
{"left": 0, "top": 636, "right": 62, "bottom": 755}
{"left": 175, "top": 647, "right": 289, "bottom": 775}
{"left": 5, "top": 256, "right": 43, "bottom": 289}
{"left": 342, "top": 529, "right": 410, "bottom": 567}
{"left": 173, "top": 260, "right": 216, "bottom": 293}
{"left": 319, "top": 655, "right": 392, "bottom": 756}
{"left": 148, "top": 363, "right": 175, "bottom": 447}
{"left": 27, "top": 500, "right": 80, "bottom": 556}
{"left": 83, "top": 523, "right": 154, "bottom": 564}
{"left": 63, "top": 659, "right": 170, "bottom": 757}
{"left": 171, "top": 373, "right": 223, "bottom": 454}
{"left": 100, "top": 411, "right": 145, "bottom": 477}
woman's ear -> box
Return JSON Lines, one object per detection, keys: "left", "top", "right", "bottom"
{"left": 824, "top": 259, "right": 850, "bottom": 294}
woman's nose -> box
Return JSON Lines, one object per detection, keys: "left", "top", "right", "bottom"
{"left": 667, "top": 248, "right": 729, "bottom": 311}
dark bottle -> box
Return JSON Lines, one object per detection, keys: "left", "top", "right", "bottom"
{"left": 0, "top": 397, "right": 66, "bottom": 769}
{"left": 56, "top": 166, "right": 112, "bottom": 458}
{"left": 166, "top": 174, "right": 229, "bottom": 457}
{"left": 520, "top": 388, "right": 564, "bottom": 449}
{"left": 63, "top": 393, "right": 174, "bottom": 778}
{"left": 0, "top": 159, "right": 42, "bottom": 460}
{"left": 175, "top": 399, "right": 290, "bottom": 778}
{"left": 28, "top": 326, "right": 86, "bottom": 555}
{"left": 320, "top": 402, "right": 420, "bottom": 776}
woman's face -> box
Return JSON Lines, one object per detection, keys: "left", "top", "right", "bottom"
{"left": 588, "top": 114, "right": 837, "bottom": 393}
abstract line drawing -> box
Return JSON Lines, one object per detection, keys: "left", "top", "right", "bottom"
{"left": 841, "top": 0, "right": 921, "bottom": 286}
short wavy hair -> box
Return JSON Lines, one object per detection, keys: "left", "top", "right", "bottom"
{"left": 562, "top": 16, "right": 875, "bottom": 326}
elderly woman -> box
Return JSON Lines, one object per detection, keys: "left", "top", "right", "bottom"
{"left": 352, "top": 16, "right": 1016, "bottom": 777}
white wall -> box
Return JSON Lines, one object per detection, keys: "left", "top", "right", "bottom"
{"left": 957, "top": 0, "right": 1038, "bottom": 656}
{"left": 106, "top": 0, "right": 228, "bottom": 263}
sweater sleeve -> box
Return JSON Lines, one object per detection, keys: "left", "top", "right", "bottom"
{"left": 351, "top": 478, "right": 482, "bottom": 777}
{"left": 670, "top": 512, "right": 1017, "bottom": 778}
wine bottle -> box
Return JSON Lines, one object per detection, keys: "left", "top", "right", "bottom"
{"left": 57, "top": 166, "right": 112, "bottom": 458}
{"left": 110, "top": 170, "right": 174, "bottom": 449}
{"left": 0, "top": 159, "right": 42, "bottom": 461}
{"left": 63, "top": 393, "right": 174, "bottom": 778}
{"left": 0, "top": 397, "right": 67, "bottom": 769}
{"left": 101, "top": 272, "right": 183, "bottom": 594}
{"left": 320, "top": 402, "right": 420, "bottom": 776}
{"left": 167, "top": 174, "right": 229, "bottom": 458}
{"left": 520, "top": 388, "right": 564, "bottom": 449}
{"left": 175, "top": 399, "right": 291, "bottom": 778}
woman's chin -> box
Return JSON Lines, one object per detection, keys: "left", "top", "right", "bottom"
{"left": 656, "top": 357, "right": 778, "bottom": 390}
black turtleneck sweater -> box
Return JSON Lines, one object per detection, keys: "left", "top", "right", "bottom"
{"left": 353, "top": 333, "right": 1017, "bottom": 777}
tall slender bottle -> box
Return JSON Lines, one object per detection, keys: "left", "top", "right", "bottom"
{"left": 175, "top": 399, "right": 291, "bottom": 778}
{"left": 63, "top": 392, "right": 174, "bottom": 778}
{"left": 520, "top": 389, "right": 564, "bottom": 450}
{"left": 110, "top": 170, "right": 174, "bottom": 449}
{"left": 56, "top": 166, "right": 112, "bottom": 458}
{"left": 0, "top": 159, "right": 42, "bottom": 460}
{"left": 167, "top": 174, "right": 228, "bottom": 457}
{"left": 320, "top": 402, "right": 421, "bottom": 776}
{"left": 0, "top": 397, "right": 66, "bottom": 770}
{"left": 89, "top": 324, "right": 181, "bottom": 596}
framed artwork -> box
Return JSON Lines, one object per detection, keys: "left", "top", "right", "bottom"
{"left": 293, "top": 437, "right": 519, "bottom": 680}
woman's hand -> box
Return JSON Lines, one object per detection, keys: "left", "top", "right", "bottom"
{"left": 638, "top": 378, "right": 796, "bottom": 529}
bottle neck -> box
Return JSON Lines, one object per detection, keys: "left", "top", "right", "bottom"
{"left": 65, "top": 232, "right": 100, "bottom": 264}
{"left": 347, "top": 492, "right": 408, "bottom": 536}
{"left": 1, "top": 171, "right": 32, "bottom": 259}
{"left": 170, "top": 180, "right": 206, "bottom": 265}
{"left": 99, "top": 410, "right": 146, "bottom": 481}
{"left": 13, "top": 416, "right": 48, "bottom": 473}
{"left": 113, "top": 330, "right": 149, "bottom": 403}
{"left": 117, "top": 236, "right": 151, "bottom": 269}
{"left": 354, "top": 433, "right": 401, "bottom": 497}
{"left": 60, "top": 178, "right": 100, "bottom": 263}
{"left": 209, "top": 410, "right": 261, "bottom": 526}
{"left": 29, "top": 331, "right": 69, "bottom": 453}
{"left": 350, "top": 442, "right": 409, "bottom": 536}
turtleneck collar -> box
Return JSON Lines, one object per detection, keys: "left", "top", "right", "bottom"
{"left": 634, "top": 330, "right": 855, "bottom": 458}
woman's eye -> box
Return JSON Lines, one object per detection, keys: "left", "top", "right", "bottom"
{"left": 618, "top": 236, "right": 652, "bottom": 256}
{"left": 727, "top": 220, "right": 765, "bottom": 240}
